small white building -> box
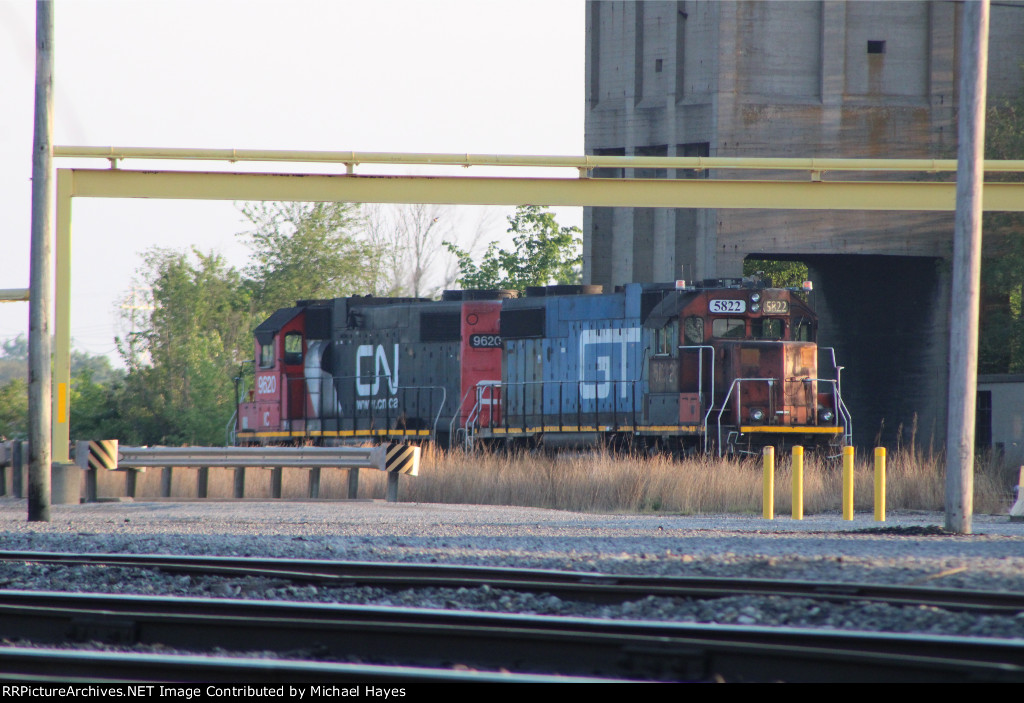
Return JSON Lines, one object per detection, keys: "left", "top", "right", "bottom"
{"left": 977, "top": 375, "right": 1024, "bottom": 463}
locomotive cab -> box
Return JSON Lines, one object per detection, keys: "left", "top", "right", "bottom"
{"left": 676, "top": 282, "right": 847, "bottom": 451}
{"left": 237, "top": 306, "right": 309, "bottom": 438}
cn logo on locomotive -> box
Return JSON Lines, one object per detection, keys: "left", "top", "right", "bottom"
{"left": 356, "top": 344, "right": 400, "bottom": 397}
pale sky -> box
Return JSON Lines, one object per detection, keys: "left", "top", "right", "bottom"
{"left": 0, "top": 0, "right": 585, "bottom": 360}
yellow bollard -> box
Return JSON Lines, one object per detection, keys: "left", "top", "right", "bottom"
{"left": 763, "top": 446, "right": 774, "bottom": 520}
{"left": 842, "top": 445, "right": 855, "bottom": 520}
{"left": 874, "top": 446, "right": 886, "bottom": 522}
{"left": 791, "top": 445, "right": 804, "bottom": 520}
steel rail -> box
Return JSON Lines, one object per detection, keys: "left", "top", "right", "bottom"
{"left": 52, "top": 146, "right": 1024, "bottom": 174}
{"left": 0, "top": 590, "right": 1018, "bottom": 682}
{"left": 1, "top": 551, "right": 1022, "bottom": 615}
{"left": 0, "top": 646, "right": 608, "bottom": 684}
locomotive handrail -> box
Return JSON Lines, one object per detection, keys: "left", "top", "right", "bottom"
{"left": 680, "top": 345, "right": 717, "bottom": 444}
{"left": 450, "top": 386, "right": 478, "bottom": 449}
{"left": 820, "top": 347, "right": 853, "bottom": 445}
{"left": 713, "top": 377, "right": 852, "bottom": 455}
{"left": 330, "top": 374, "right": 449, "bottom": 440}
{"left": 820, "top": 378, "right": 853, "bottom": 447}
{"left": 249, "top": 373, "right": 447, "bottom": 442}
{"left": 714, "top": 377, "right": 777, "bottom": 455}
{"left": 225, "top": 409, "right": 238, "bottom": 447}
{"left": 452, "top": 382, "right": 499, "bottom": 449}
{"left": 497, "top": 378, "right": 643, "bottom": 436}
{"left": 456, "top": 381, "right": 503, "bottom": 449}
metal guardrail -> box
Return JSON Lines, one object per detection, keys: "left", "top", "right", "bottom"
{"left": 73, "top": 442, "right": 420, "bottom": 504}
{"left": 114, "top": 445, "right": 388, "bottom": 471}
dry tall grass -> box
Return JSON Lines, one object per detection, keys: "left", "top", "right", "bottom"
{"left": 357, "top": 445, "right": 1017, "bottom": 516}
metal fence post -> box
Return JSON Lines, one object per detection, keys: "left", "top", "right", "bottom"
{"left": 762, "top": 446, "right": 775, "bottom": 520}
{"left": 791, "top": 445, "right": 804, "bottom": 520}
{"left": 386, "top": 471, "right": 399, "bottom": 502}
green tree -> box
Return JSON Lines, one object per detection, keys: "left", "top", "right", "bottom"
{"left": 117, "top": 248, "right": 253, "bottom": 445}
{"left": 239, "top": 202, "right": 374, "bottom": 314}
{"left": 1, "top": 335, "right": 27, "bottom": 360}
{"left": 0, "top": 334, "right": 125, "bottom": 441}
{"left": 0, "top": 378, "right": 27, "bottom": 440}
{"left": 111, "top": 200, "right": 385, "bottom": 445}
{"left": 445, "top": 205, "right": 582, "bottom": 291}
{"left": 742, "top": 258, "right": 809, "bottom": 288}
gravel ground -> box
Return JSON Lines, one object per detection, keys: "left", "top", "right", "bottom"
{"left": 0, "top": 498, "right": 1022, "bottom": 641}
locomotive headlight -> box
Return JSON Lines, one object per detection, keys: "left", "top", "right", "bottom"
{"left": 750, "top": 293, "right": 761, "bottom": 303}
{"left": 751, "top": 303, "right": 761, "bottom": 313}
{"left": 750, "top": 408, "right": 765, "bottom": 422}
{"left": 818, "top": 408, "right": 835, "bottom": 423}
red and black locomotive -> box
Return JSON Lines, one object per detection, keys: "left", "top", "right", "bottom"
{"left": 235, "top": 279, "right": 851, "bottom": 454}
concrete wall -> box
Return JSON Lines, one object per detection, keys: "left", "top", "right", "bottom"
{"left": 584, "top": 0, "right": 1024, "bottom": 286}
{"left": 806, "top": 255, "right": 950, "bottom": 450}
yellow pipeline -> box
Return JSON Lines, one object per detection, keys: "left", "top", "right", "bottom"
{"left": 791, "top": 446, "right": 804, "bottom": 520}
{"left": 874, "top": 447, "right": 887, "bottom": 522}
{"left": 53, "top": 146, "right": 1024, "bottom": 175}
{"left": 842, "top": 446, "right": 855, "bottom": 521}
{"left": 763, "top": 446, "right": 775, "bottom": 520}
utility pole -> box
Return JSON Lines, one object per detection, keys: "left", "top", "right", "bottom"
{"left": 946, "top": 0, "right": 990, "bottom": 535}
{"left": 28, "top": 0, "right": 54, "bottom": 522}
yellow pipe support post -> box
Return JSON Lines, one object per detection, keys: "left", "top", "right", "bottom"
{"left": 874, "top": 447, "right": 887, "bottom": 522}
{"left": 53, "top": 169, "right": 73, "bottom": 463}
{"left": 843, "top": 445, "right": 855, "bottom": 521}
{"left": 763, "top": 446, "right": 775, "bottom": 520}
{"left": 791, "top": 445, "right": 804, "bottom": 520}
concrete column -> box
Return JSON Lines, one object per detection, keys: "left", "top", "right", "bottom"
{"left": 807, "top": 254, "right": 950, "bottom": 450}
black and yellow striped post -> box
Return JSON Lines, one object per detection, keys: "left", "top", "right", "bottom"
{"left": 87, "top": 440, "right": 118, "bottom": 471}
{"left": 75, "top": 440, "right": 118, "bottom": 502}
{"left": 384, "top": 443, "right": 421, "bottom": 503}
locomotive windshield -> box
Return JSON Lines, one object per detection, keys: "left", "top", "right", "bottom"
{"left": 284, "top": 333, "right": 303, "bottom": 365}
{"left": 683, "top": 316, "right": 704, "bottom": 345}
{"left": 753, "top": 318, "right": 784, "bottom": 340}
{"left": 712, "top": 318, "right": 745, "bottom": 339}
{"left": 259, "top": 341, "right": 274, "bottom": 368}
{"left": 793, "top": 316, "right": 814, "bottom": 342}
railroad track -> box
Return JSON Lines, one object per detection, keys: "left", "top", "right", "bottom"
{"left": 1, "top": 550, "right": 1021, "bottom": 615}
{"left": 0, "top": 647, "right": 610, "bottom": 684}
{"left": 0, "top": 551, "right": 1021, "bottom": 681}
{"left": 0, "top": 589, "right": 1020, "bottom": 682}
